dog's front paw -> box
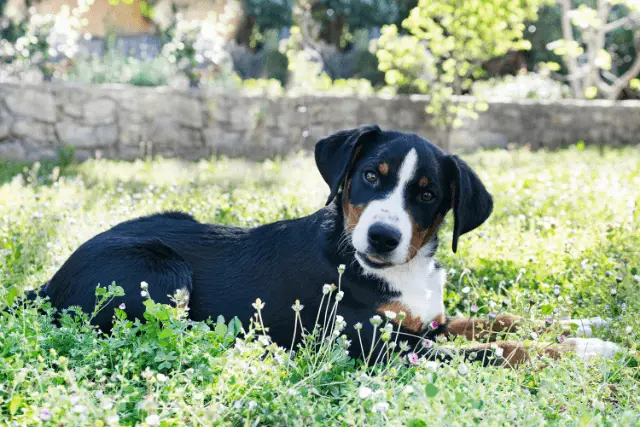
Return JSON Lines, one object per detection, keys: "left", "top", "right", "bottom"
{"left": 565, "top": 338, "right": 621, "bottom": 361}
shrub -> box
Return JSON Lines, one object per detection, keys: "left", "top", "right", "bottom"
{"left": 376, "top": 25, "right": 436, "bottom": 94}
{"left": 285, "top": 31, "right": 374, "bottom": 97}
{"left": 376, "top": 0, "right": 543, "bottom": 138}
{"left": 241, "top": 77, "right": 285, "bottom": 96}
{"left": 264, "top": 49, "right": 289, "bottom": 86}
{"left": 161, "top": 2, "right": 241, "bottom": 88}
{"left": 524, "top": 5, "right": 566, "bottom": 73}
{"left": 244, "top": 0, "right": 294, "bottom": 31}
{"left": 352, "top": 50, "right": 385, "bottom": 86}
{"left": 9, "top": 0, "right": 91, "bottom": 81}
{"left": 471, "top": 72, "right": 571, "bottom": 100}
{"left": 64, "top": 50, "right": 175, "bottom": 86}
{"left": 318, "top": 0, "right": 399, "bottom": 30}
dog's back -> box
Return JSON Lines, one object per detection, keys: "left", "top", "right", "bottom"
{"left": 38, "top": 209, "right": 341, "bottom": 342}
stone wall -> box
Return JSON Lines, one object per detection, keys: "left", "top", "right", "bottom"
{"left": 1, "top": 82, "right": 639, "bottom": 162}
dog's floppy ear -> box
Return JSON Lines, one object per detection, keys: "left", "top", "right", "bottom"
{"left": 444, "top": 155, "right": 493, "bottom": 253}
{"left": 314, "top": 125, "right": 381, "bottom": 205}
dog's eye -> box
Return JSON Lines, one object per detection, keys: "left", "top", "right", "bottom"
{"left": 419, "top": 191, "right": 434, "bottom": 202}
{"left": 364, "top": 170, "right": 378, "bottom": 184}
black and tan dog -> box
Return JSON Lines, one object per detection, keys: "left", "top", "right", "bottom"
{"left": 26, "top": 125, "right": 619, "bottom": 365}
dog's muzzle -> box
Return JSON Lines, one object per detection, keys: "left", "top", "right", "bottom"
{"left": 355, "top": 222, "right": 402, "bottom": 268}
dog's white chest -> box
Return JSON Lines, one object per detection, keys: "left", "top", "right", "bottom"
{"left": 361, "top": 250, "right": 446, "bottom": 324}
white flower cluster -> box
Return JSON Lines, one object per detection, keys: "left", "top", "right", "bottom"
{"left": 161, "top": 1, "right": 240, "bottom": 70}
{"left": 13, "top": 0, "right": 92, "bottom": 64}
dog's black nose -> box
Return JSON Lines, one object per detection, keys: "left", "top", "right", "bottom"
{"left": 368, "top": 223, "right": 401, "bottom": 254}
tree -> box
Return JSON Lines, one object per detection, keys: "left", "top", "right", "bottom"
{"left": 549, "top": 0, "right": 640, "bottom": 100}
{"left": 376, "top": 0, "right": 542, "bottom": 148}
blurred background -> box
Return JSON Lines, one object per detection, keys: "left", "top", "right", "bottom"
{"left": 0, "top": 0, "right": 639, "bottom": 161}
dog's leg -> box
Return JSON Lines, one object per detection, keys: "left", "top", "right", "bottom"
{"left": 425, "top": 338, "right": 621, "bottom": 368}
{"left": 444, "top": 315, "right": 527, "bottom": 341}
{"left": 559, "top": 317, "right": 609, "bottom": 337}
{"left": 436, "top": 314, "right": 621, "bottom": 367}
{"left": 444, "top": 315, "right": 611, "bottom": 342}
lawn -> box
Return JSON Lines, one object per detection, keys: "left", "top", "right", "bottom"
{"left": 0, "top": 146, "right": 639, "bottom": 426}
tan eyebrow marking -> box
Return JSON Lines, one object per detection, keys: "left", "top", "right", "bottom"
{"left": 378, "top": 163, "right": 389, "bottom": 176}
{"left": 418, "top": 176, "right": 429, "bottom": 187}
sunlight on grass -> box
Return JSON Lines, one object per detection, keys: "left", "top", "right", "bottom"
{"left": 0, "top": 147, "right": 638, "bottom": 425}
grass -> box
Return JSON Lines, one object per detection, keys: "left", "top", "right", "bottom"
{"left": 0, "top": 146, "right": 639, "bottom": 426}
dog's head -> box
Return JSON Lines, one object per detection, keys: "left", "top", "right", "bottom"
{"left": 315, "top": 125, "right": 493, "bottom": 270}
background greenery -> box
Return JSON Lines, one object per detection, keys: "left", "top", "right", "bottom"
{"left": 0, "top": 146, "right": 638, "bottom": 425}
{"left": 1, "top": 0, "right": 638, "bottom": 100}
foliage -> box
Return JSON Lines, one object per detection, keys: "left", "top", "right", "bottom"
{"left": 376, "top": 25, "right": 436, "bottom": 94}
{"left": 0, "top": 147, "right": 639, "bottom": 424}
{"left": 8, "top": 0, "right": 92, "bottom": 81}
{"left": 264, "top": 49, "right": 290, "bottom": 86}
{"left": 317, "top": 0, "right": 399, "bottom": 30}
{"left": 243, "top": 0, "right": 294, "bottom": 31}
{"left": 352, "top": 49, "right": 385, "bottom": 86}
{"left": 160, "top": 2, "right": 240, "bottom": 88}
{"left": 472, "top": 71, "right": 572, "bottom": 100}
{"left": 548, "top": 0, "right": 640, "bottom": 100}
{"left": 391, "top": 0, "right": 418, "bottom": 31}
{"left": 285, "top": 29, "right": 374, "bottom": 96}
{"left": 524, "top": 4, "right": 566, "bottom": 72}
{"left": 376, "top": 0, "right": 542, "bottom": 134}
{"left": 240, "top": 77, "right": 286, "bottom": 96}
{"left": 0, "top": 1, "right": 27, "bottom": 49}
{"left": 64, "top": 50, "right": 175, "bottom": 87}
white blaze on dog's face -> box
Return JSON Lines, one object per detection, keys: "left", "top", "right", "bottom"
{"left": 352, "top": 149, "right": 418, "bottom": 266}
{"left": 341, "top": 141, "right": 449, "bottom": 271}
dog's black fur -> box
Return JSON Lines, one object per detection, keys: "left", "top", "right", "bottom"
{"left": 22, "top": 125, "right": 495, "bottom": 360}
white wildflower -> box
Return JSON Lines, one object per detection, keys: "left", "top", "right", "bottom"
{"left": 372, "top": 402, "right": 390, "bottom": 413}
{"left": 458, "top": 363, "right": 469, "bottom": 376}
{"left": 358, "top": 386, "right": 373, "bottom": 399}
{"left": 146, "top": 414, "right": 160, "bottom": 426}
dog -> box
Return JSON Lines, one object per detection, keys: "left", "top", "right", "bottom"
{"left": 23, "top": 125, "right": 620, "bottom": 366}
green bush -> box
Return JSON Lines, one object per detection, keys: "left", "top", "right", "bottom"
{"left": 376, "top": 25, "right": 435, "bottom": 94}
{"left": 472, "top": 72, "right": 571, "bottom": 100}
{"left": 65, "top": 52, "right": 174, "bottom": 86}
{"left": 524, "top": 5, "right": 565, "bottom": 73}
{"left": 352, "top": 50, "right": 385, "bottom": 87}
{"left": 376, "top": 0, "right": 543, "bottom": 131}
{"left": 264, "top": 50, "right": 289, "bottom": 86}
{"left": 319, "top": 0, "right": 399, "bottom": 30}
{"left": 244, "top": 0, "right": 294, "bottom": 31}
